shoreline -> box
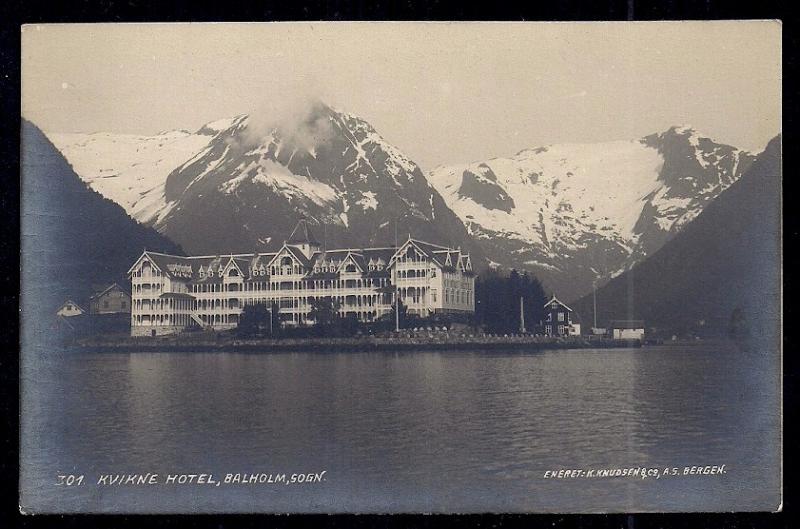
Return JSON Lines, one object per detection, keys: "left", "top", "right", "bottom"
{"left": 70, "top": 335, "right": 647, "bottom": 353}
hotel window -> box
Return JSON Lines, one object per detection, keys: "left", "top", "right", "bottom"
{"left": 558, "top": 312, "right": 565, "bottom": 322}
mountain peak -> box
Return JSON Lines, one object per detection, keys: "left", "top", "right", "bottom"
{"left": 429, "top": 128, "right": 755, "bottom": 301}
{"left": 91, "top": 104, "right": 486, "bottom": 262}
{"left": 196, "top": 115, "right": 247, "bottom": 136}
{"left": 640, "top": 125, "right": 727, "bottom": 151}
{"left": 669, "top": 124, "right": 696, "bottom": 134}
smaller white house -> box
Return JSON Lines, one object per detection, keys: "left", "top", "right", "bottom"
{"left": 610, "top": 320, "right": 645, "bottom": 340}
{"left": 56, "top": 300, "right": 85, "bottom": 318}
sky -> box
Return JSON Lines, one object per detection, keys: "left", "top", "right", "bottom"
{"left": 21, "top": 21, "right": 781, "bottom": 170}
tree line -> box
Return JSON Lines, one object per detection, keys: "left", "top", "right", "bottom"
{"left": 236, "top": 297, "right": 407, "bottom": 338}
{"left": 474, "top": 268, "right": 548, "bottom": 334}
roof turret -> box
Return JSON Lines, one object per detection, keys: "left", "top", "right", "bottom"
{"left": 287, "top": 218, "right": 320, "bottom": 246}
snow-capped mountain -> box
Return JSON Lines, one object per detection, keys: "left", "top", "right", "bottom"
{"left": 48, "top": 108, "right": 754, "bottom": 302}
{"left": 569, "top": 134, "right": 780, "bottom": 334}
{"left": 49, "top": 102, "right": 484, "bottom": 262}
{"left": 47, "top": 125, "right": 224, "bottom": 225}
{"left": 428, "top": 126, "right": 755, "bottom": 301}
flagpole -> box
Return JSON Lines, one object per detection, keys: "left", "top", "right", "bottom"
{"left": 395, "top": 288, "right": 400, "bottom": 333}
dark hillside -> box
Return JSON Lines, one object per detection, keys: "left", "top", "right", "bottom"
{"left": 572, "top": 135, "right": 781, "bottom": 341}
{"left": 21, "top": 119, "right": 183, "bottom": 344}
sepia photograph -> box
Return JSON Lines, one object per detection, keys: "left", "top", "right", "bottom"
{"left": 19, "top": 21, "right": 781, "bottom": 513}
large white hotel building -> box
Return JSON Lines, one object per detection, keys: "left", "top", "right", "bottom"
{"left": 128, "top": 220, "right": 476, "bottom": 336}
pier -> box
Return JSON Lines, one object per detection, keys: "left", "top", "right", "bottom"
{"left": 72, "top": 333, "right": 642, "bottom": 354}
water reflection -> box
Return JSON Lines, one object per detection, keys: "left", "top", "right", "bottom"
{"left": 20, "top": 345, "right": 780, "bottom": 513}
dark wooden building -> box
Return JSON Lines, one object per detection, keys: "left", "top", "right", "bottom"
{"left": 541, "top": 295, "right": 575, "bottom": 337}
{"left": 89, "top": 283, "right": 131, "bottom": 315}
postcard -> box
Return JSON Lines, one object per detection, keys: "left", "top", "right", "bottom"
{"left": 19, "top": 21, "right": 782, "bottom": 513}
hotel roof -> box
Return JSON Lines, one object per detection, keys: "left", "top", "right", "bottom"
{"left": 131, "top": 230, "right": 471, "bottom": 282}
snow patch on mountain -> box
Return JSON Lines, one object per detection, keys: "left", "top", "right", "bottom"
{"left": 198, "top": 116, "right": 245, "bottom": 135}
{"left": 429, "top": 127, "right": 754, "bottom": 300}
{"left": 431, "top": 139, "right": 664, "bottom": 247}
{"left": 221, "top": 158, "right": 338, "bottom": 207}
{"left": 48, "top": 126, "right": 221, "bottom": 223}
{"left": 356, "top": 191, "right": 379, "bottom": 210}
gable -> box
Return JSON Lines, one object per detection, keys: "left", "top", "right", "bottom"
{"left": 267, "top": 245, "right": 310, "bottom": 269}
{"left": 57, "top": 300, "right": 84, "bottom": 315}
{"left": 338, "top": 252, "right": 364, "bottom": 274}
{"left": 127, "top": 252, "right": 160, "bottom": 276}
{"left": 221, "top": 257, "right": 245, "bottom": 278}
{"left": 390, "top": 239, "right": 432, "bottom": 266}
{"left": 544, "top": 296, "right": 573, "bottom": 312}
{"left": 91, "top": 282, "right": 129, "bottom": 300}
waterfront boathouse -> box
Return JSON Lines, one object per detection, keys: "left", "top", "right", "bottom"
{"left": 128, "top": 220, "right": 476, "bottom": 336}
{"left": 610, "top": 320, "right": 646, "bottom": 340}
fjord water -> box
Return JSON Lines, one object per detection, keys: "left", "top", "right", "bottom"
{"left": 20, "top": 345, "right": 780, "bottom": 513}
